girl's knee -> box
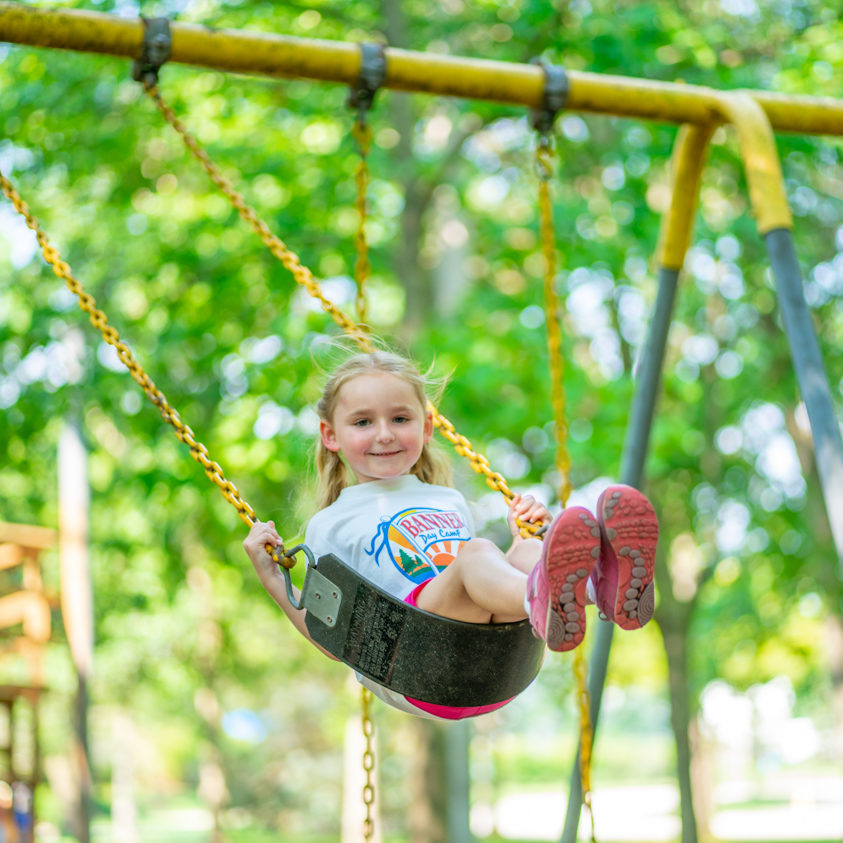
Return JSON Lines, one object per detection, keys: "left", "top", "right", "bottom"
{"left": 457, "top": 537, "right": 501, "bottom": 565}
{"left": 453, "top": 538, "right": 511, "bottom": 578}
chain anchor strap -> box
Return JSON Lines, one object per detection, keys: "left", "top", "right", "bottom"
{"left": 348, "top": 42, "right": 386, "bottom": 328}
{"left": 131, "top": 16, "right": 171, "bottom": 88}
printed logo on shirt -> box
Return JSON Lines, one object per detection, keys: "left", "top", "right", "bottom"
{"left": 364, "top": 506, "right": 471, "bottom": 584}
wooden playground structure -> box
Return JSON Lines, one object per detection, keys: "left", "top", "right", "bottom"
{"left": 0, "top": 520, "right": 55, "bottom": 843}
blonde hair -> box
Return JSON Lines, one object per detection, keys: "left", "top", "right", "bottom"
{"left": 315, "top": 350, "right": 452, "bottom": 508}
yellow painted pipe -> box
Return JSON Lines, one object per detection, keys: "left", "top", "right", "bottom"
{"left": 657, "top": 123, "right": 714, "bottom": 272}
{"left": 713, "top": 91, "right": 793, "bottom": 235}
{"left": 1, "top": 2, "right": 842, "bottom": 136}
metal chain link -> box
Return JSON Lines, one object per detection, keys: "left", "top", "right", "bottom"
{"left": 3, "top": 76, "right": 587, "bottom": 839}
{"left": 361, "top": 686, "right": 376, "bottom": 841}
{"left": 536, "top": 134, "right": 595, "bottom": 838}
{"left": 0, "top": 167, "right": 296, "bottom": 570}
{"left": 574, "top": 646, "right": 597, "bottom": 842}
{"left": 144, "top": 84, "right": 373, "bottom": 350}
{"left": 143, "top": 83, "right": 544, "bottom": 536}
{"left": 536, "top": 137, "right": 573, "bottom": 506}
{"left": 431, "top": 404, "right": 544, "bottom": 538}
{"left": 352, "top": 109, "right": 376, "bottom": 843}
{"left": 351, "top": 118, "right": 372, "bottom": 327}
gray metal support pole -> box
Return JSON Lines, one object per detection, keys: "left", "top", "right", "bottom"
{"left": 561, "top": 266, "right": 681, "bottom": 843}
{"left": 765, "top": 228, "right": 843, "bottom": 570}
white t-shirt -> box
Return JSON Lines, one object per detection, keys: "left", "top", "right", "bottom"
{"left": 304, "top": 475, "right": 476, "bottom": 717}
{"left": 304, "top": 475, "right": 475, "bottom": 599}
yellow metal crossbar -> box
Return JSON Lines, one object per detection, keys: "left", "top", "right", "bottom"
{"left": 1, "top": 2, "right": 842, "bottom": 136}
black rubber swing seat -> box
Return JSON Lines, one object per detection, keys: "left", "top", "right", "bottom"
{"left": 298, "top": 551, "right": 546, "bottom": 708}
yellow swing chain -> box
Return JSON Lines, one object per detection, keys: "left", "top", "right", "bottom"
{"left": 144, "top": 84, "right": 372, "bottom": 350}
{"left": 356, "top": 116, "right": 375, "bottom": 840}
{"left": 535, "top": 132, "right": 595, "bottom": 841}
{"left": 360, "top": 686, "right": 376, "bottom": 841}
{"left": 143, "top": 83, "right": 541, "bottom": 536}
{"left": 347, "top": 40, "right": 385, "bottom": 331}
{"left": 3, "top": 48, "right": 595, "bottom": 838}
{"left": 347, "top": 48, "right": 384, "bottom": 839}
{"left": 536, "top": 137, "right": 573, "bottom": 506}
{"left": 351, "top": 116, "right": 372, "bottom": 328}
{"left": 0, "top": 167, "right": 299, "bottom": 563}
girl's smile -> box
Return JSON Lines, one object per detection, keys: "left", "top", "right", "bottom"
{"left": 319, "top": 371, "right": 433, "bottom": 484}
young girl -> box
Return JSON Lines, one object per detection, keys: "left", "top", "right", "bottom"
{"left": 244, "top": 350, "right": 658, "bottom": 720}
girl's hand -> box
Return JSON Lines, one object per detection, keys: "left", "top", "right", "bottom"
{"left": 243, "top": 520, "right": 332, "bottom": 656}
{"left": 507, "top": 493, "right": 552, "bottom": 538}
{"left": 243, "top": 519, "right": 284, "bottom": 582}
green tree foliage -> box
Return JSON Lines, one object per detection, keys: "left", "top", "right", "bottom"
{"left": 1, "top": 0, "right": 841, "bottom": 839}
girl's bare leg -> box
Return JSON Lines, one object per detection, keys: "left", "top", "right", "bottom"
{"left": 506, "top": 536, "right": 543, "bottom": 575}
{"left": 414, "top": 538, "right": 530, "bottom": 624}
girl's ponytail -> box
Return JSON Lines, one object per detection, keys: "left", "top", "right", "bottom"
{"left": 414, "top": 438, "right": 452, "bottom": 488}
{"left": 315, "top": 439, "right": 350, "bottom": 510}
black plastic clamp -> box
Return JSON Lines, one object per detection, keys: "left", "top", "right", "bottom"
{"left": 132, "top": 17, "right": 172, "bottom": 88}
{"left": 348, "top": 42, "right": 387, "bottom": 120}
{"left": 529, "top": 59, "right": 569, "bottom": 135}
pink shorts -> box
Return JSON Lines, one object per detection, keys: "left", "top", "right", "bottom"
{"left": 402, "top": 580, "right": 513, "bottom": 720}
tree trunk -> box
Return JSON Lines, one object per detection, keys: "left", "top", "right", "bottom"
{"left": 111, "top": 711, "right": 139, "bottom": 843}
{"left": 659, "top": 621, "right": 699, "bottom": 843}
{"left": 408, "top": 718, "right": 448, "bottom": 843}
{"left": 378, "top": 2, "right": 471, "bottom": 838}
{"left": 380, "top": 0, "right": 430, "bottom": 340}
{"left": 58, "top": 423, "right": 93, "bottom": 843}
{"left": 825, "top": 614, "right": 843, "bottom": 760}
{"left": 398, "top": 188, "right": 431, "bottom": 338}
{"left": 445, "top": 721, "right": 473, "bottom": 843}
{"left": 407, "top": 717, "right": 473, "bottom": 843}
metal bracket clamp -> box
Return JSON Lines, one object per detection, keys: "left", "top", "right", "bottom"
{"left": 132, "top": 17, "right": 172, "bottom": 87}
{"left": 279, "top": 544, "right": 343, "bottom": 628}
{"left": 348, "top": 42, "right": 387, "bottom": 120}
{"left": 529, "top": 59, "right": 569, "bottom": 135}
{"left": 299, "top": 567, "right": 343, "bottom": 628}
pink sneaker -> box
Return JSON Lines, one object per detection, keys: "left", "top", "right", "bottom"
{"left": 591, "top": 485, "right": 658, "bottom": 629}
{"left": 526, "top": 507, "right": 601, "bottom": 651}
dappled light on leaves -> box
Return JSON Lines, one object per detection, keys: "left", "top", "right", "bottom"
{"left": 0, "top": 0, "right": 841, "bottom": 838}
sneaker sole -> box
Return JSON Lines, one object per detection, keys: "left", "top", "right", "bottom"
{"left": 542, "top": 507, "right": 601, "bottom": 651}
{"left": 598, "top": 486, "right": 658, "bottom": 630}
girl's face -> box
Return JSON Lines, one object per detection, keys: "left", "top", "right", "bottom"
{"left": 320, "top": 371, "right": 433, "bottom": 484}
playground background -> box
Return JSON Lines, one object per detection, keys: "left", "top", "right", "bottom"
{"left": 0, "top": 0, "right": 842, "bottom": 841}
